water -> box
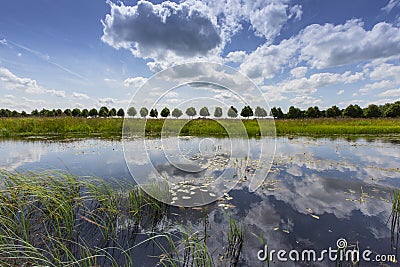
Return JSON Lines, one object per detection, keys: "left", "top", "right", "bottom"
{"left": 0, "top": 136, "right": 399, "bottom": 266}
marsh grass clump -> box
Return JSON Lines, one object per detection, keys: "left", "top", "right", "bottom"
{"left": 0, "top": 170, "right": 169, "bottom": 266}
{"left": 0, "top": 170, "right": 244, "bottom": 266}
{"left": 225, "top": 216, "right": 244, "bottom": 265}
{"left": 157, "top": 212, "right": 244, "bottom": 267}
{"left": 388, "top": 189, "right": 400, "bottom": 250}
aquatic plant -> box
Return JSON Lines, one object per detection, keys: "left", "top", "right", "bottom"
{"left": 0, "top": 170, "right": 244, "bottom": 266}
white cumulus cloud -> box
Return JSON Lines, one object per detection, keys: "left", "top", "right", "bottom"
{"left": 102, "top": 0, "right": 303, "bottom": 72}
{"left": 0, "top": 67, "right": 65, "bottom": 97}
{"left": 240, "top": 19, "right": 400, "bottom": 82}
{"left": 299, "top": 19, "right": 400, "bottom": 69}
{"left": 379, "top": 88, "right": 400, "bottom": 97}
{"left": 102, "top": 1, "right": 221, "bottom": 66}
{"left": 72, "top": 92, "right": 90, "bottom": 99}
{"left": 124, "top": 76, "right": 148, "bottom": 88}
{"left": 290, "top": 66, "right": 308, "bottom": 78}
{"left": 291, "top": 95, "right": 322, "bottom": 107}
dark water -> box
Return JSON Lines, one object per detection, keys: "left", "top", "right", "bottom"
{"left": 0, "top": 136, "right": 399, "bottom": 266}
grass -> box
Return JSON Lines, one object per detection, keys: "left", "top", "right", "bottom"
{"left": 0, "top": 117, "right": 123, "bottom": 138}
{"left": 0, "top": 170, "right": 244, "bottom": 266}
{"left": 1, "top": 117, "right": 400, "bottom": 138}
{"left": 389, "top": 189, "right": 400, "bottom": 250}
{"left": 275, "top": 118, "right": 400, "bottom": 135}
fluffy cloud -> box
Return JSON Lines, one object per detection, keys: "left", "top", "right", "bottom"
{"left": 72, "top": 92, "right": 90, "bottom": 99}
{"left": 224, "top": 50, "right": 247, "bottom": 63}
{"left": 245, "top": 1, "right": 302, "bottom": 41}
{"left": 98, "top": 98, "right": 115, "bottom": 105}
{"left": 262, "top": 91, "right": 287, "bottom": 103}
{"left": 102, "top": 0, "right": 303, "bottom": 72}
{"left": 299, "top": 19, "right": 400, "bottom": 69}
{"left": 123, "top": 76, "right": 148, "bottom": 88}
{"left": 96, "top": 98, "right": 129, "bottom": 108}
{"left": 358, "top": 80, "right": 393, "bottom": 94}
{"left": 0, "top": 96, "right": 47, "bottom": 111}
{"left": 378, "top": 88, "right": 400, "bottom": 97}
{"left": 337, "top": 89, "right": 344, "bottom": 95}
{"left": 46, "top": 90, "right": 66, "bottom": 98}
{"left": 102, "top": 1, "right": 221, "bottom": 60}
{"left": 368, "top": 62, "right": 400, "bottom": 82}
{"left": 0, "top": 67, "right": 65, "bottom": 97}
{"left": 359, "top": 62, "right": 400, "bottom": 101}
{"left": 291, "top": 95, "right": 322, "bottom": 107}
{"left": 240, "top": 38, "right": 299, "bottom": 83}
{"left": 290, "top": 66, "right": 308, "bottom": 78}
{"left": 201, "top": 0, "right": 302, "bottom": 42}
{"left": 264, "top": 71, "right": 363, "bottom": 95}
{"left": 240, "top": 19, "right": 400, "bottom": 82}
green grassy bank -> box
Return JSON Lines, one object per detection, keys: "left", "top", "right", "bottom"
{"left": 1, "top": 117, "right": 400, "bottom": 138}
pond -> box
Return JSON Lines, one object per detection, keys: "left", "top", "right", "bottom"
{"left": 0, "top": 136, "right": 399, "bottom": 266}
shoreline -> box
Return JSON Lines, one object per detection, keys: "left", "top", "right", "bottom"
{"left": 1, "top": 117, "right": 400, "bottom": 138}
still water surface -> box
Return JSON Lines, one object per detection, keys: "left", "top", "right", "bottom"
{"left": 0, "top": 136, "right": 399, "bottom": 266}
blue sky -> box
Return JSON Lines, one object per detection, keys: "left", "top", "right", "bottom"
{"left": 1, "top": 0, "right": 400, "bottom": 113}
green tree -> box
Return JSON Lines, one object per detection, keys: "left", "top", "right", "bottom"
{"left": 31, "top": 109, "right": 40, "bottom": 116}
{"left": 127, "top": 107, "right": 137, "bottom": 117}
{"left": 108, "top": 108, "right": 117, "bottom": 117}
{"left": 48, "top": 109, "right": 56, "bottom": 117}
{"left": 11, "top": 110, "right": 20, "bottom": 117}
{"left": 270, "top": 107, "right": 284, "bottom": 119}
{"left": 55, "top": 109, "right": 63, "bottom": 116}
{"left": 384, "top": 103, "right": 400, "bottom": 117}
{"left": 39, "top": 108, "right": 48, "bottom": 117}
{"left": 305, "top": 107, "right": 318, "bottom": 118}
{"left": 99, "top": 106, "right": 109, "bottom": 117}
{"left": 150, "top": 108, "right": 158, "bottom": 118}
{"left": 380, "top": 103, "right": 392, "bottom": 115}
{"left": 117, "top": 108, "right": 125, "bottom": 117}
{"left": 71, "top": 108, "right": 81, "bottom": 117}
{"left": 160, "top": 107, "right": 170, "bottom": 118}
{"left": 21, "top": 111, "right": 27, "bottom": 117}
{"left": 199, "top": 107, "right": 210, "bottom": 117}
{"left": 3, "top": 109, "right": 11, "bottom": 117}
{"left": 140, "top": 107, "right": 148, "bottom": 118}
{"left": 171, "top": 108, "right": 183, "bottom": 118}
{"left": 286, "top": 106, "right": 302, "bottom": 119}
{"left": 254, "top": 106, "right": 268, "bottom": 118}
{"left": 227, "top": 106, "right": 238, "bottom": 118}
{"left": 185, "top": 107, "right": 196, "bottom": 118}
{"left": 214, "top": 107, "right": 222, "bottom": 118}
{"left": 364, "top": 104, "right": 382, "bottom": 118}
{"left": 343, "top": 104, "right": 363, "bottom": 118}
{"left": 81, "top": 109, "right": 89, "bottom": 117}
{"left": 240, "top": 105, "right": 253, "bottom": 118}
{"left": 5, "top": 110, "right": 11, "bottom": 117}
{"left": 89, "top": 108, "right": 98, "bottom": 117}
{"left": 326, "top": 105, "right": 341, "bottom": 118}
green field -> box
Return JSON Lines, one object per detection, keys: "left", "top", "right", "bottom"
{"left": 1, "top": 117, "right": 400, "bottom": 138}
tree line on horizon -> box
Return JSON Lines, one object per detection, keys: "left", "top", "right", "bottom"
{"left": 0, "top": 101, "right": 399, "bottom": 119}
